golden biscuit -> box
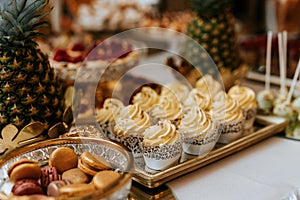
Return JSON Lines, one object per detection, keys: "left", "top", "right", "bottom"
{"left": 62, "top": 168, "right": 90, "bottom": 184}
{"left": 59, "top": 183, "right": 96, "bottom": 197}
{"left": 8, "top": 159, "right": 41, "bottom": 182}
{"left": 80, "top": 152, "right": 111, "bottom": 171}
{"left": 49, "top": 147, "right": 78, "bottom": 174}
{"left": 92, "top": 171, "right": 121, "bottom": 191}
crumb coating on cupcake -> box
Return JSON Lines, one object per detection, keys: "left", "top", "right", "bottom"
{"left": 114, "top": 104, "right": 151, "bottom": 136}
{"left": 178, "top": 107, "right": 214, "bottom": 138}
{"left": 143, "top": 120, "right": 181, "bottom": 146}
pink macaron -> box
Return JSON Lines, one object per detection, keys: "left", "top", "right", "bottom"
{"left": 40, "top": 166, "right": 59, "bottom": 191}
{"left": 12, "top": 179, "right": 43, "bottom": 196}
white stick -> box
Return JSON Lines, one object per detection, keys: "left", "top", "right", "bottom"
{"left": 287, "top": 58, "right": 300, "bottom": 103}
{"left": 278, "top": 32, "right": 286, "bottom": 94}
{"left": 283, "top": 30, "right": 287, "bottom": 71}
{"left": 265, "top": 31, "right": 273, "bottom": 91}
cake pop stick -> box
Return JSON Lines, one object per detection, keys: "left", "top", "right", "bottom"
{"left": 256, "top": 31, "right": 275, "bottom": 114}
{"left": 265, "top": 31, "right": 273, "bottom": 91}
{"left": 287, "top": 58, "right": 300, "bottom": 103}
{"left": 278, "top": 32, "right": 287, "bottom": 96}
{"left": 283, "top": 30, "right": 287, "bottom": 70}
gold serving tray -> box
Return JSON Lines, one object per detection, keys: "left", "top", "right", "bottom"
{"left": 132, "top": 115, "right": 288, "bottom": 189}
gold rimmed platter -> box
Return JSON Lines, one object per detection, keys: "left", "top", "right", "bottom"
{"left": 132, "top": 115, "right": 288, "bottom": 188}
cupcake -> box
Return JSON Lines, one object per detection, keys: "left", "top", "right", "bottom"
{"left": 160, "top": 82, "right": 190, "bottom": 103}
{"left": 150, "top": 91, "right": 183, "bottom": 126}
{"left": 195, "top": 74, "right": 223, "bottom": 97}
{"left": 210, "top": 92, "right": 245, "bottom": 144}
{"left": 114, "top": 104, "right": 151, "bottom": 155}
{"left": 228, "top": 85, "right": 257, "bottom": 135}
{"left": 132, "top": 86, "right": 159, "bottom": 112}
{"left": 96, "top": 98, "right": 124, "bottom": 139}
{"left": 183, "top": 88, "right": 212, "bottom": 112}
{"left": 178, "top": 106, "right": 220, "bottom": 156}
{"left": 142, "top": 120, "right": 182, "bottom": 170}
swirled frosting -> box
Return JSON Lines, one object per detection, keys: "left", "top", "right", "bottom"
{"left": 183, "top": 88, "right": 212, "bottom": 111}
{"left": 143, "top": 120, "right": 181, "bottom": 145}
{"left": 96, "top": 98, "right": 124, "bottom": 124}
{"left": 150, "top": 92, "right": 183, "bottom": 121}
{"left": 228, "top": 85, "right": 257, "bottom": 110}
{"left": 178, "top": 107, "right": 214, "bottom": 138}
{"left": 114, "top": 104, "right": 151, "bottom": 136}
{"left": 132, "top": 86, "right": 159, "bottom": 112}
{"left": 195, "top": 75, "right": 223, "bottom": 97}
{"left": 210, "top": 92, "right": 244, "bottom": 122}
{"left": 160, "top": 82, "right": 190, "bottom": 103}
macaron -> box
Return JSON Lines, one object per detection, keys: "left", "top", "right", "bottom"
{"left": 47, "top": 179, "right": 72, "bottom": 197}
{"left": 40, "top": 166, "right": 59, "bottom": 190}
{"left": 92, "top": 170, "right": 121, "bottom": 192}
{"left": 78, "top": 152, "right": 111, "bottom": 176}
{"left": 59, "top": 183, "right": 96, "bottom": 197}
{"left": 49, "top": 147, "right": 78, "bottom": 174}
{"left": 11, "top": 179, "right": 43, "bottom": 196}
{"left": 8, "top": 159, "right": 41, "bottom": 182}
{"left": 62, "top": 168, "right": 90, "bottom": 184}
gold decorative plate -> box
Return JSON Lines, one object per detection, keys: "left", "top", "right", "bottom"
{"left": 132, "top": 115, "right": 288, "bottom": 188}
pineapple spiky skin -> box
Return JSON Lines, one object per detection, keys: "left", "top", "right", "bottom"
{"left": 0, "top": 0, "right": 65, "bottom": 132}
{"left": 185, "top": 0, "right": 241, "bottom": 75}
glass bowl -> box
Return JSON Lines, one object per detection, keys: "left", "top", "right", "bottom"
{"left": 0, "top": 137, "right": 133, "bottom": 200}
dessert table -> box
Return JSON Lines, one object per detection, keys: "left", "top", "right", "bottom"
{"left": 168, "top": 136, "right": 300, "bottom": 200}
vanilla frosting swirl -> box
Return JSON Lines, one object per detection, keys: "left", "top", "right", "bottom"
{"left": 114, "top": 104, "right": 151, "bottom": 136}
{"left": 161, "top": 82, "right": 190, "bottom": 103}
{"left": 184, "top": 88, "right": 212, "bottom": 111}
{"left": 150, "top": 92, "right": 183, "bottom": 121}
{"left": 210, "top": 92, "right": 244, "bottom": 122}
{"left": 132, "top": 86, "right": 159, "bottom": 112}
{"left": 228, "top": 85, "right": 257, "bottom": 110}
{"left": 195, "top": 75, "right": 223, "bottom": 97}
{"left": 96, "top": 98, "right": 124, "bottom": 124}
{"left": 143, "top": 120, "right": 181, "bottom": 145}
{"left": 179, "top": 107, "right": 214, "bottom": 138}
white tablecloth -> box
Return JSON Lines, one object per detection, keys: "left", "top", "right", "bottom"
{"left": 168, "top": 137, "right": 300, "bottom": 200}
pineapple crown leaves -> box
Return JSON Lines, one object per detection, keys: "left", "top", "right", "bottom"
{"left": 190, "top": 0, "right": 233, "bottom": 17}
{"left": 0, "top": 0, "right": 51, "bottom": 49}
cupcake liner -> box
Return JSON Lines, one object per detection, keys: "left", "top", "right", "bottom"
{"left": 218, "top": 117, "right": 245, "bottom": 144}
{"left": 182, "top": 125, "right": 221, "bottom": 157}
{"left": 243, "top": 107, "right": 257, "bottom": 136}
{"left": 98, "top": 122, "right": 116, "bottom": 140}
{"left": 116, "top": 134, "right": 143, "bottom": 157}
{"left": 142, "top": 140, "right": 182, "bottom": 170}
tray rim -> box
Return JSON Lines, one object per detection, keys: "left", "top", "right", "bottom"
{"left": 132, "top": 115, "right": 289, "bottom": 188}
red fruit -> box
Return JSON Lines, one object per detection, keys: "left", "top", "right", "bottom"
{"left": 53, "top": 49, "right": 71, "bottom": 62}
{"left": 70, "top": 43, "right": 85, "bottom": 51}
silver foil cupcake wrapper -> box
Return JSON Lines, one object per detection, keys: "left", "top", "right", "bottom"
{"left": 142, "top": 140, "right": 183, "bottom": 160}
{"left": 218, "top": 118, "right": 245, "bottom": 144}
{"left": 116, "top": 134, "right": 143, "bottom": 155}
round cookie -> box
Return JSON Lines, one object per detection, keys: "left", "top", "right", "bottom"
{"left": 11, "top": 179, "right": 43, "bottom": 196}
{"left": 62, "top": 168, "right": 90, "bottom": 184}
{"left": 47, "top": 179, "right": 72, "bottom": 197}
{"left": 59, "top": 183, "right": 96, "bottom": 197}
{"left": 8, "top": 159, "right": 41, "bottom": 181}
{"left": 49, "top": 147, "right": 78, "bottom": 174}
{"left": 92, "top": 170, "right": 121, "bottom": 192}
{"left": 78, "top": 152, "right": 111, "bottom": 176}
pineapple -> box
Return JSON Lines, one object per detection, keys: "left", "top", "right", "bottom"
{"left": 185, "top": 0, "right": 241, "bottom": 75}
{"left": 0, "top": 0, "right": 64, "bottom": 131}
